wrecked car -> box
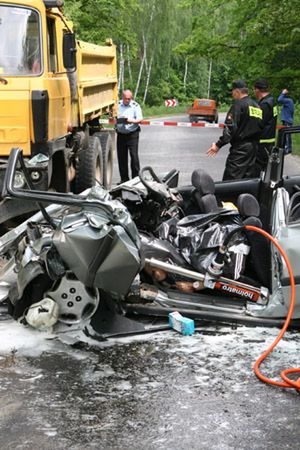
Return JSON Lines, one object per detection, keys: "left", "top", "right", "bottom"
{"left": 0, "top": 126, "right": 300, "bottom": 337}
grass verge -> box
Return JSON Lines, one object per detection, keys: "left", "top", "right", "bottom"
{"left": 290, "top": 105, "right": 300, "bottom": 155}
{"left": 143, "top": 104, "right": 190, "bottom": 118}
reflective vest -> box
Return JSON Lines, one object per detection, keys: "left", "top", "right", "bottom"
{"left": 216, "top": 96, "right": 263, "bottom": 149}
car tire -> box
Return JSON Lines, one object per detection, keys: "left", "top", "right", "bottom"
{"left": 74, "top": 135, "right": 103, "bottom": 193}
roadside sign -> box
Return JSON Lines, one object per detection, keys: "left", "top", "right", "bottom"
{"left": 165, "top": 99, "right": 178, "bottom": 107}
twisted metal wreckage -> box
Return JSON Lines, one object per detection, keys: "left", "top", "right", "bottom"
{"left": 0, "top": 127, "right": 300, "bottom": 340}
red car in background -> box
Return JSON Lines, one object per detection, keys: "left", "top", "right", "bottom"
{"left": 187, "top": 98, "right": 219, "bottom": 123}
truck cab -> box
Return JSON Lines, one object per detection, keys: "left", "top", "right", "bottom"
{"left": 0, "top": 0, "right": 117, "bottom": 223}
{"left": 0, "top": 1, "right": 71, "bottom": 156}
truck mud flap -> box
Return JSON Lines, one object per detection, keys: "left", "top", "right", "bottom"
{"left": 32, "top": 90, "right": 49, "bottom": 143}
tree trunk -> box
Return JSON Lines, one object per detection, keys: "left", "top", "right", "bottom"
{"left": 183, "top": 59, "right": 188, "bottom": 92}
{"left": 134, "top": 2, "right": 156, "bottom": 99}
{"left": 143, "top": 54, "right": 153, "bottom": 104}
{"left": 207, "top": 59, "right": 212, "bottom": 98}
{"left": 127, "top": 45, "right": 133, "bottom": 84}
{"left": 118, "top": 43, "right": 124, "bottom": 94}
{"left": 134, "top": 34, "right": 147, "bottom": 98}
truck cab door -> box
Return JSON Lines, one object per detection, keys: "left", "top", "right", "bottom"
{"left": 44, "top": 16, "right": 71, "bottom": 141}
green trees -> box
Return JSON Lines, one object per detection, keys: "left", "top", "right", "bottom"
{"left": 178, "top": 0, "right": 300, "bottom": 101}
{"left": 63, "top": 0, "right": 300, "bottom": 106}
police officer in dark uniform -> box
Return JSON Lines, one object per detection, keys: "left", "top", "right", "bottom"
{"left": 116, "top": 90, "right": 143, "bottom": 183}
{"left": 253, "top": 78, "right": 277, "bottom": 176}
{"left": 207, "top": 80, "right": 263, "bottom": 180}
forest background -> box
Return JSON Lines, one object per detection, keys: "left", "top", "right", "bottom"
{"left": 64, "top": 0, "right": 300, "bottom": 112}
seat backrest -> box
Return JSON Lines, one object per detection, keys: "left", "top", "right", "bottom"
{"left": 237, "top": 193, "right": 271, "bottom": 287}
{"left": 191, "top": 169, "right": 216, "bottom": 195}
{"left": 195, "top": 192, "right": 219, "bottom": 214}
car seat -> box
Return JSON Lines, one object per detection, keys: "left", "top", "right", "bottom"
{"left": 236, "top": 193, "right": 262, "bottom": 227}
{"left": 191, "top": 169, "right": 219, "bottom": 213}
{"left": 236, "top": 193, "right": 271, "bottom": 288}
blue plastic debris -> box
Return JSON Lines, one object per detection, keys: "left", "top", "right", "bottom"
{"left": 168, "top": 311, "right": 195, "bottom": 336}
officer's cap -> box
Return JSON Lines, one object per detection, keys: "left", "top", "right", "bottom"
{"left": 232, "top": 79, "right": 247, "bottom": 90}
{"left": 254, "top": 78, "right": 269, "bottom": 90}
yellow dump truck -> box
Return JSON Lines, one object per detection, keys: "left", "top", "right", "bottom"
{"left": 0, "top": 0, "right": 118, "bottom": 223}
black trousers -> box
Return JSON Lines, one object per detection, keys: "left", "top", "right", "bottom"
{"left": 222, "top": 141, "right": 258, "bottom": 181}
{"left": 117, "top": 131, "right": 140, "bottom": 182}
{"left": 253, "top": 142, "right": 273, "bottom": 177}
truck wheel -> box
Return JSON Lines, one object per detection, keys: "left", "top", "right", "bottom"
{"left": 96, "top": 131, "right": 115, "bottom": 189}
{"left": 214, "top": 115, "right": 219, "bottom": 123}
{"left": 75, "top": 136, "right": 103, "bottom": 193}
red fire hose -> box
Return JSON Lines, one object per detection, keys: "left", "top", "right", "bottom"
{"left": 245, "top": 225, "right": 300, "bottom": 392}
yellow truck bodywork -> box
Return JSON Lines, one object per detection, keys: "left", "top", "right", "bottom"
{"left": 76, "top": 40, "right": 118, "bottom": 126}
{"left": 0, "top": 0, "right": 118, "bottom": 221}
{"left": 0, "top": 80, "right": 31, "bottom": 154}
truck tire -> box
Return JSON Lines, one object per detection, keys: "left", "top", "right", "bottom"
{"left": 74, "top": 136, "right": 103, "bottom": 193}
{"left": 214, "top": 115, "right": 219, "bottom": 124}
{"left": 96, "top": 131, "right": 115, "bottom": 189}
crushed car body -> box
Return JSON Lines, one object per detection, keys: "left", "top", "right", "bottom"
{"left": 1, "top": 126, "right": 300, "bottom": 338}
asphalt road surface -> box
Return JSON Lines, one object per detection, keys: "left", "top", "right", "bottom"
{"left": 112, "top": 113, "right": 300, "bottom": 185}
{"left": 0, "top": 318, "right": 299, "bottom": 450}
{"left": 0, "top": 114, "right": 300, "bottom": 450}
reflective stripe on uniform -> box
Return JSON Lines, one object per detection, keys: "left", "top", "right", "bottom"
{"left": 249, "top": 106, "right": 263, "bottom": 119}
{"left": 260, "top": 138, "right": 276, "bottom": 143}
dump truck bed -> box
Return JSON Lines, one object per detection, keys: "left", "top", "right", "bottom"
{"left": 76, "top": 40, "right": 118, "bottom": 126}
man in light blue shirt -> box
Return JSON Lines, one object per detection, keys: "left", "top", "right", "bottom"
{"left": 116, "top": 90, "right": 143, "bottom": 182}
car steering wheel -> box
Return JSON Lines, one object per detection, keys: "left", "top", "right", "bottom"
{"left": 139, "top": 166, "right": 171, "bottom": 203}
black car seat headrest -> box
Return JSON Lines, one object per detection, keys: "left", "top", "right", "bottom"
{"left": 191, "top": 169, "right": 215, "bottom": 195}
{"left": 237, "top": 193, "right": 260, "bottom": 218}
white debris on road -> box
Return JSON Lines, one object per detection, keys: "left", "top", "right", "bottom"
{"left": 0, "top": 315, "right": 298, "bottom": 389}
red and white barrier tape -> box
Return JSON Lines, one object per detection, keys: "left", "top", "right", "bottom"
{"left": 99, "top": 118, "right": 224, "bottom": 128}
{"left": 141, "top": 120, "right": 225, "bottom": 128}
{"left": 99, "top": 118, "right": 285, "bottom": 129}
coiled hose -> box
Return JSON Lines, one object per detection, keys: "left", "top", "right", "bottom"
{"left": 245, "top": 225, "right": 300, "bottom": 392}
